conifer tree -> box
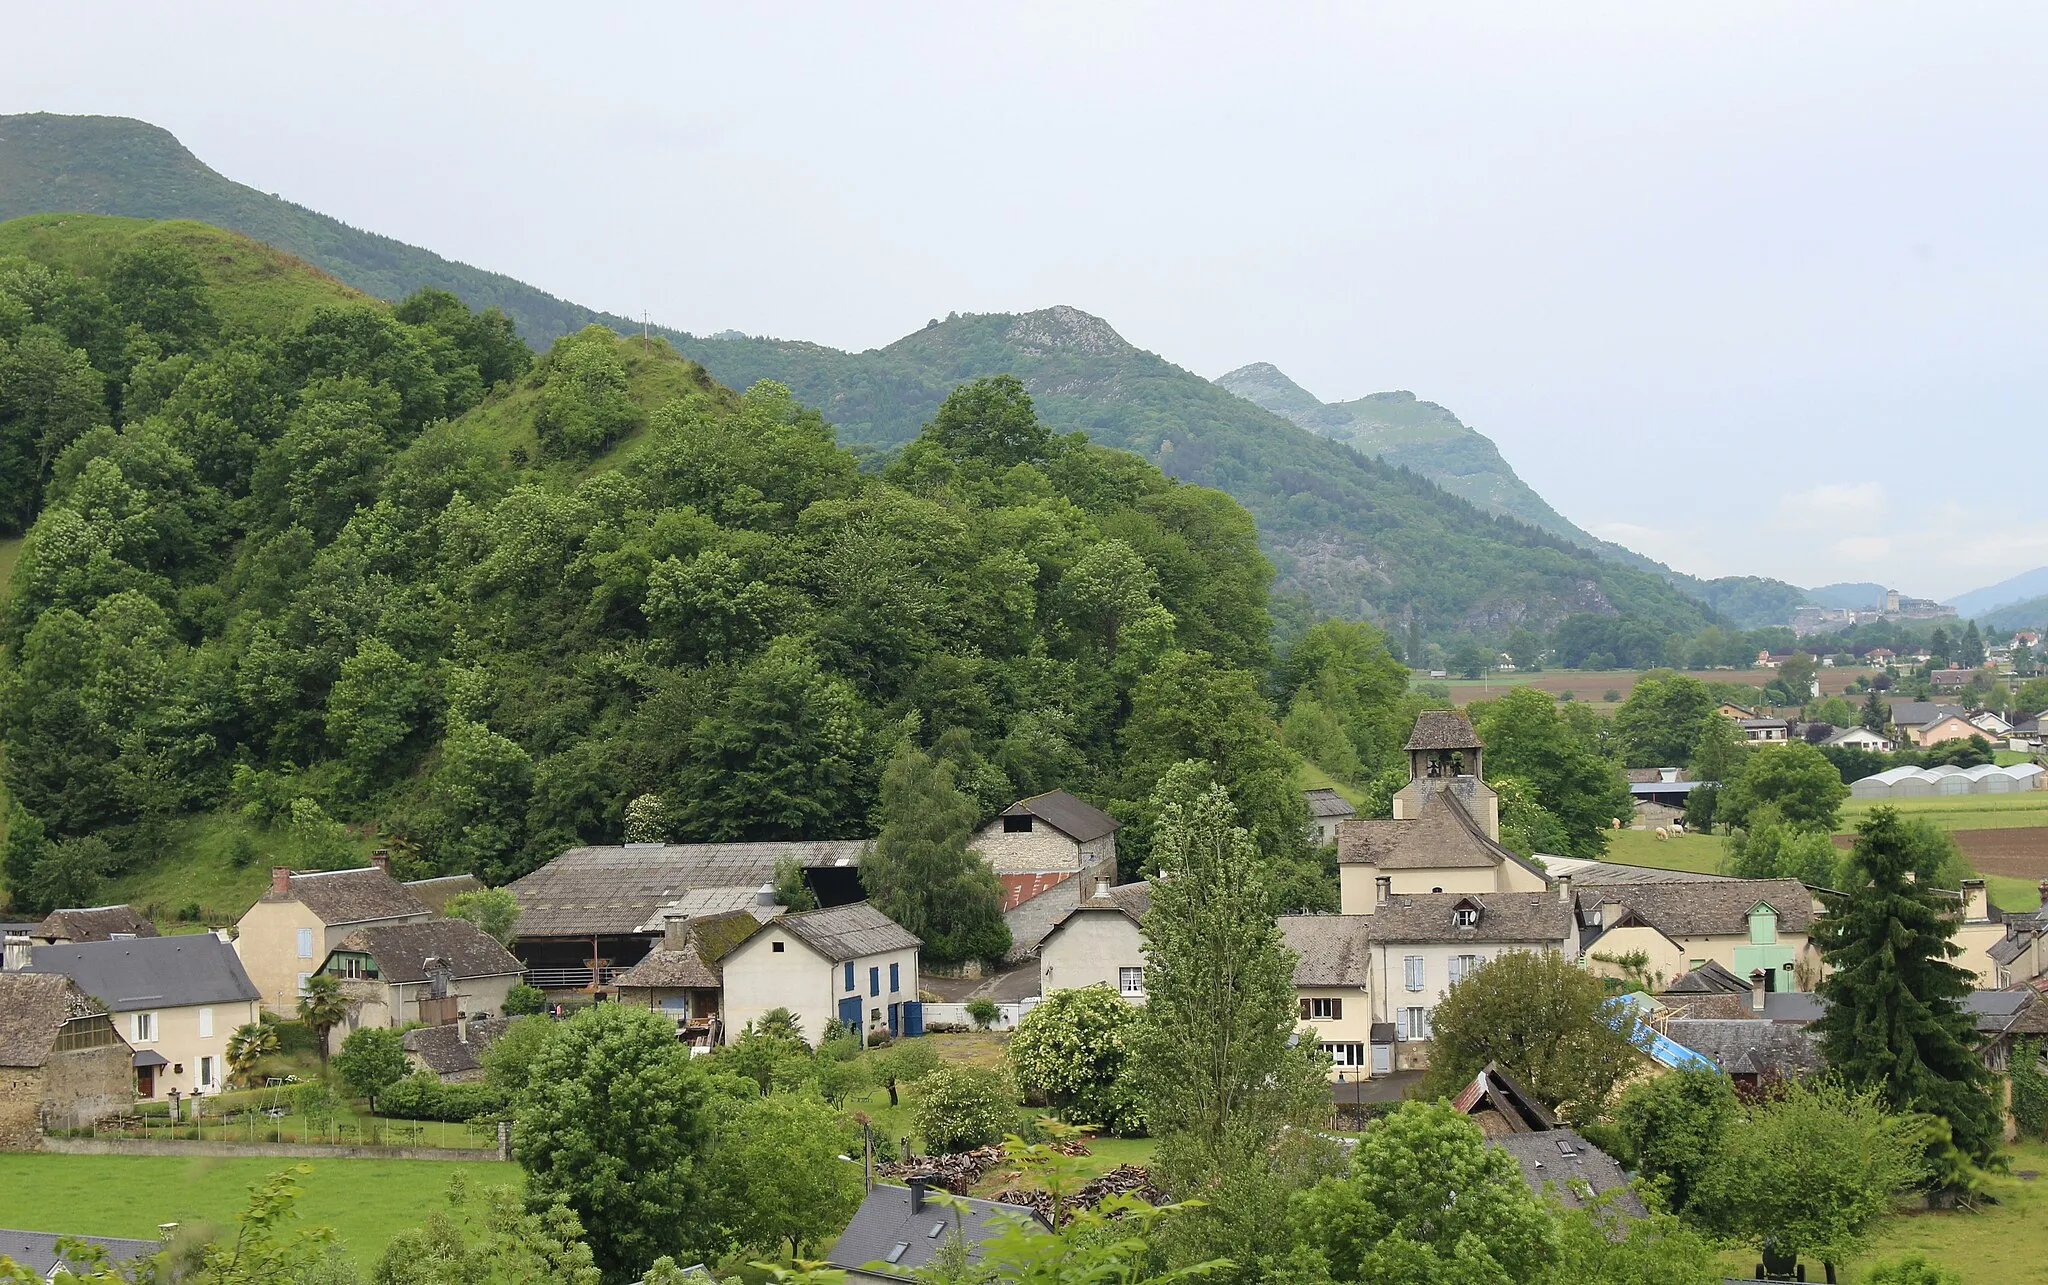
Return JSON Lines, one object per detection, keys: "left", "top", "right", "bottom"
{"left": 1860, "top": 687, "right": 1889, "bottom": 732}
{"left": 1811, "top": 807, "right": 2001, "bottom": 1164}
{"left": 859, "top": 743, "right": 1009, "bottom": 965}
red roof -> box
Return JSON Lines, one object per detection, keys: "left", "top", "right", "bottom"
{"left": 999, "top": 871, "right": 1075, "bottom": 912}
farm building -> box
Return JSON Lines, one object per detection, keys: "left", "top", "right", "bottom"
{"left": 1850, "top": 763, "right": 2043, "bottom": 798}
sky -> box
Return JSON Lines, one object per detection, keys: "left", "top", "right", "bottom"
{"left": 7, "top": 3, "right": 2046, "bottom": 599}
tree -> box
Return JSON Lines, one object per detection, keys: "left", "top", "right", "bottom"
{"left": 1719, "top": 741, "right": 1848, "bottom": 832}
{"left": 915, "top": 1066, "right": 1014, "bottom": 1153}
{"left": 24, "top": 835, "right": 114, "bottom": 917}
{"left": 502, "top": 984, "right": 547, "bottom": 1017}
{"left": 226, "top": 1022, "right": 281, "bottom": 1087}
{"left": 297, "top": 974, "right": 349, "bottom": 1067}
{"left": 1777, "top": 652, "right": 1819, "bottom": 702}
{"left": 1611, "top": 1066, "right": 1738, "bottom": 1216}
{"left": 1282, "top": 1101, "right": 1557, "bottom": 1285}
{"left": 423, "top": 719, "right": 534, "bottom": 884}
{"left": 1545, "top": 1202, "right": 1723, "bottom": 1285}
{"left": 374, "top": 1174, "right": 598, "bottom": 1285}
{"left": 869, "top": 1036, "right": 941, "bottom": 1107}
{"left": 923, "top": 374, "right": 1052, "bottom": 469}
{"left": 1860, "top": 687, "right": 1890, "bottom": 732}
{"left": 195, "top": 1165, "right": 341, "bottom": 1285}
{"left": 1694, "top": 1077, "right": 1924, "bottom": 1275}
{"left": 1417, "top": 949, "right": 1639, "bottom": 1121}
{"left": 1007, "top": 985, "right": 1145, "bottom": 1136}
{"left": 1127, "top": 764, "right": 1330, "bottom": 1254}
{"left": 1492, "top": 776, "right": 1571, "bottom": 859}
{"left": 481, "top": 1016, "right": 557, "bottom": 1098}
{"left": 334, "top": 1027, "right": 408, "bottom": 1112}
{"left": 1811, "top": 807, "right": 2004, "bottom": 1164}
{"left": 1723, "top": 805, "right": 1841, "bottom": 886}
{"left": 514, "top": 1004, "right": 714, "bottom": 1282}
{"left": 1449, "top": 641, "right": 1490, "bottom": 681}
{"left": 0, "top": 330, "right": 105, "bottom": 533}
{"left": 1470, "top": 688, "right": 1631, "bottom": 857}
{"left": 859, "top": 743, "right": 1010, "bottom": 966}
{"left": 772, "top": 853, "right": 818, "bottom": 912}
{"left": 1688, "top": 713, "right": 1750, "bottom": 787}
{"left": 1, "top": 804, "right": 49, "bottom": 911}
{"left": 1957, "top": 622, "right": 1985, "bottom": 668}
{"left": 705, "top": 1091, "right": 864, "bottom": 1258}
{"left": 444, "top": 887, "right": 521, "bottom": 944}
{"left": 1614, "top": 672, "right": 1717, "bottom": 768}
{"left": 532, "top": 327, "right": 641, "bottom": 461}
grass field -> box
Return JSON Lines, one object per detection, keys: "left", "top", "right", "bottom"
{"left": 1840, "top": 792, "right": 2048, "bottom": 832}
{"left": 0, "top": 1154, "right": 515, "bottom": 1265}
{"left": 97, "top": 808, "right": 388, "bottom": 927}
{"left": 1437, "top": 666, "right": 1862, "bottom": 710}
{"left": 1847, "top": 1141, "right": 2048, "bottom": 1284}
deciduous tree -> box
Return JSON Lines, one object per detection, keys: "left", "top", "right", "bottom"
{"left": 859, "top": 742, "right": 1010, "bottom": 966}
{"left": 1418, "top": 949, "right": 1638, "bottom": 1121}
{"left": 1007, "top": 985, "right": 1144, "bottom": 1136}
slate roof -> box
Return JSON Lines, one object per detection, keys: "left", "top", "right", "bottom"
{"left": 1988, "top": 930, "right": 2035, "bottom": 967}
{"left": 332, "top": 918, "right": 523, "bottom": 983}
{"left": 1540, "top": 857, "right": 1726, "bottom": 885}
{"left": 508, "top": 841, "right": 865, "bottom": 938}
{"left": 1663, "top": 960, "right": 1751, "bottom": 995}
{"left": 1303, "top": 788, "right": 1358, "bottom": 819}
{"left": 0, "top": 974, "right": 102, "bottom": 1067}
{"left": 1338, "top": 789, "right": 1544, "bottom": 883}
{"left": 0, "top": 1229, "right": 162, "bottom": 1278}
{"left": 774, "top": 903, "right": 921, "bottom": 963}
{"left": 403, "top": 874, "right": 483, "bottom": 912}
{"left": 1490, "top": 1130, "right": 1644, "bottom": 1215}
{"left": 1044, "top": 882, "right": 1153, "bottom": 934}
{"left": 403, "top": 1017, "right": 512, "bottom": 1076}
{"left": 37, "top": 905, "right": 159, "bottom": 943}
{"left": 1406, "top": 710, "right": 1482, "bottom": 751}
{"left": 1965, "top": 988, "right": 2048, "bottom": 1037}
{"left": 1364, "top": 892, "right": 1573, "bottom": 944}
{"left": 1578, "top": 878, "right": 1815, "bottom": 938}
{"left": 1663, "top": 1018, "right": 1824, "bottom": 1078}
{"left": 1280, "top": 915, "right": 1372, "bottom": 988}
{"left": 1887, "top": 701, "right": 1963, "bottom": 729}
{"left": 826, "top": 1185, "right": 1043, "bottom": 1280}
{"left": 267, "top": 867, "right": 429, "bottom": 926}
{"left": 26, "top": 935, "right": 260, "bottom": 1011}
{"left": 1001, "top": 791, "right": 1120, "bottom": 843}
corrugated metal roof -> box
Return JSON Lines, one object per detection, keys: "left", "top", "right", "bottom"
{"left": 509, "top": 840, "right": 866, "bottom": 938}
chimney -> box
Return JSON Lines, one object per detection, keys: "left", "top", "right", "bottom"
{"left": 2038, "top": 879, "right": 2048, "bottom": 908}
{"left": 758, "top": 882, "right": 777, "bottom": 907}
{"left": 1556, "top": 874, "right": 1572, "bottom": 904}
{"left": 3, "top": 934, "right": 30, "bottom": 971}
{"left": 1749, "top": 969, "right": 1767, "bottom": 1014}
{"left": 271, "top": 866, "right": 293, "bottom": 896}
{"left": 214, "top": 926, "right": 233, "bottom": 944}
{"left": 1962, "top": 879, "right": 1988, "bottom": 923}
{"left": 663, "top": 914, "right": 691, "bottom": 949}
{"left": 909, "top": 1174, "right": 935, "bottom": 1214}
{"left": 370, "top": 850, "right": 391, "bottom": 875}
{"left": 456, "top": 1014, "right": 469, "bottom": 1044}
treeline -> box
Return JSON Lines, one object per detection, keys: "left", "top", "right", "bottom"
{"left": 0, "top": 234, "right": 1386, "bottom": 912}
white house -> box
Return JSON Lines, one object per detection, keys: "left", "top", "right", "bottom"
{"left": 1822, "top": 726, "right": 1894, "bottom": 753}
{"left": 1036, "top": 881, "right": 1150, "bottom": 1000}
{"left": 1303, "top": 788, "right": 1358, "bottom": 845}
{"left": 719, "top": 902, "right": 922, "bottom": 1046}
{"left": 1363, "top": 892, "right": 1576, "bottom": 1070}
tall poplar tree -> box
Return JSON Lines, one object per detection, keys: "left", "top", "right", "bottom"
{"left": 859, "top": 743, "right": 1009, "bottom": 965}
{"left": 1811, "top": 807, "right": 2001, "bottom": 1164}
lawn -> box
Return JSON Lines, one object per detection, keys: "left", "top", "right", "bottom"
{"left": 1295, "top": 761, "right": 1366, "bottom": 809}
{"left": 1840, "top": 792, "right": 2048, "bottom": 833}
{"left": 1845, "top": 1140, "right": 2048, "bottom": 1284}
{"left": 100, "top": 807, "right": 389, "bottom": 927}
{"left": 1599, "top": 828, "right": 1727, "bottom": 874}
{"left": 0, "top": 1153, "right": 516, "bottom": 1266}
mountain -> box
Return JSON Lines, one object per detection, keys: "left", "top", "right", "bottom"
{"left": 0, "top": 112, "right": 629, "bottom": 343}
{"left": 1805, "top": 582, "right": 1889, "bottom": 610}
{"left": 1976, "top": 594, "right": 2048, "bottom": 634}
{"left": 1948, "top": 566, "right": 2048, "bottom": 620}
{"left": 673, "top": 309, "right": 1714, "bottom": 638}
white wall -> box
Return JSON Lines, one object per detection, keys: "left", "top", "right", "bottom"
{"left": 722, "top": 928, "right": 920, "bottom": 1047}
{"left": 1037, "top": 912, "right": 1145, "bottom": 1000}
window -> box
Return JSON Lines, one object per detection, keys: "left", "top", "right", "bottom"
{"left": 1748, "top": 907, "right": 1779, "bottom": 945}
{"left": 890, "top": 962, "right": 900, "bottom": 993}
{"left": 1404, "top": 955, "right": 1425, "bottom": 991}
{"left": 772, "top": 941, "right": 785, "bottom": 953}
{"left": 1307, "top": 996, "right": 1342, "bottom": 1021}
{"left": 1321, "top": 1042, "right": 1365, "bottom": 1068}
{"left": 131, "top": 1012, "right": 156, "bottom": 1044}
{"left": 870, "top": 966, "right": 881, "bottom": 996}
{"left": 1453, "top": 906, "right": 1479, "bottom": 929}
{"left": 297, "top": 972, "right": 311, "bottom": 996}
{"left": 1119, "top": 967, "right": 1146, "bottom": 997}
{"left": 1396, "top": 1006, "right": 1429, "bottom": 1040}
{"left": 296, "top": 928, "right": 315, "bottom": 960}
{"left": 845, "top": 962, "right": 855, "bottom": 991}
{"left": 198, "top": 1056, "right": 216, "bottom": 1089}
{"left": 197, "top": 1007, "right": 213, "bottom": 1039}
{"left": 1002, "top": 814, "right": 1034, "bottom": 833}
{"left": 54, "top": 1014, "right": 119, "bottom": 1052}
{"left": 1448, "top": 955, "right": 1481, "bottom": 985}
{"left": 884, "top": 1243, "right": 910, "bottom": 1265}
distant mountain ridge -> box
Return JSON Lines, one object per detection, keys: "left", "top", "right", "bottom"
{"left": 1947, "top": 566, "right": 2048, "bottom": 620}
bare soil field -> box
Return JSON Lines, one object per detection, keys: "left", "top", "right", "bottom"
{"left": 1948, "top": 827, "right": 2048, "bottom": 880}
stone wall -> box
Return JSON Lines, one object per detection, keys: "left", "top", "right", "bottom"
{"left": 0, "top": 1066, "right": 45, "bottom": 1149}
{"left": 45, "top": 1045, "right": 134, "bottom": 1130}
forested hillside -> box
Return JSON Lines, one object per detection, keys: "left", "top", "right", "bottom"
{"left": 0, "top": 217, "right": 1365, "bottom": 917}
{"left": 676, "top": 309, "right": 1716, "bottom": 640}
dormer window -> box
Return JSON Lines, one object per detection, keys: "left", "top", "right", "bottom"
{"left": 1452, "top": 900, "right": 1481, "bottom": 929}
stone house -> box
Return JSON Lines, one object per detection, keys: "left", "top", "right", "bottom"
{"left": 1035, "top": 881, "right": 1150, "bottom": 1000}
{"left": 1281, "top": 914, "right": 1376, "bottom": 1077}
{"left": 613, "top": 908, "right": 769, "bottom": 1045}
{"left": 1303, "top": 788, "right": 1357, "bottom": 845}
{"left": 403, "top": 1017, "right": 513, "bottom": 1082}
{"left": 1574, "top": 877, "right": 1821, "bottom": 994}
{"left": 969, "top": 791, "right": 1120, "bottom": 876}
{"left": 234, "top": 859, "right": 432, "bottom": 1014}
{"left": 0, "top": 972, "right": 133, "bottom": 1147}
{"left": 33, "top": 905, "right": 159, "bottom": 945}
{"left": 318, "top": 918, "right": 524, "bottom": 1045}
{"left": 720, "top": 903, "right": 922, "bottom": 1046}
{"left": 19, "top": 932, "right": 260, "bottom": 1099}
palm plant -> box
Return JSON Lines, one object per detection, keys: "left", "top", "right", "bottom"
{"left": 296, "top": 973, "right": 349, "bottom": 1065}
{"left": 225, "top": 1021, "right": 279, "bottom": 1087}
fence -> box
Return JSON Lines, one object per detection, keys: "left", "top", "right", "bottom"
{"left": 44, "top": 1137, "right": 505, "bottom": 1162}
{"left": 80, "top": 1106, "right": 496, "bottom": 1153}
{"left": 523, "top": 967, "right": 618, "bottom": 989}
{"left": 919, "top": 998, "right": 1040, "bottom": 1032}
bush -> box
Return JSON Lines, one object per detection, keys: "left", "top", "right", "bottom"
{"left": 266, "top": 1016, "right": 321, "bottom": 1056}
{"left": 914, "top": 1066, "right": 1014, "bottom": 1153}
{"left": 965, "top": 999, "right": 1000, "bottom": 1030}
{"left": 376, "top": 1071, "right": 509, "bottom": 1122}
{"left": 503, "top": 983, "right": 547, "bottom": 1017}
{"left": 1006, "top": 985, "right": 1145, "bottom": 1136}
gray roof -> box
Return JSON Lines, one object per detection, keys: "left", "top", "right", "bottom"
{"left": 1628, "top": 780, "right": 1706, "bottom": 796}
{"left": 1303, "top": 788, "right": 1358, "bottom": 819}
{"left": 37, "top": 905, "right": 158, "bottom": 942}
{"left": 1489, "top": 1129, "right": 1644, "bottom": 1215}
{"left": 0, "top": 1229, "right": 162, "bottom": 1277}
{"left": 0, "top": 975, "right": 114, "bottom": 1067}
{"left": 1663, "top": 961, "right": 1751, "bottom": 995}
{"left": 331, "top": 919, "right": 523, "bottom": 984}
{"left": 1541, "top": 858, "right": 1727, "bottom": 885}
{"left": 1365, "top": 892, "right": 1573, "bottom": 944}
{"left": 26, "top": 935, "right": 259, "bottom": 1012}
{"left": 773, "top": 903, "right": 920, "bottom": 963}
{"left": 1579, "top": 878, "right": 1815, "bottom": 938}
{"left": 508, "top": 840, "right": 866, "bottom": 938}
{"left": 1280, "top": 915, "right": 1372, "bottom": 987}
{"left": 1042, "top": 882, "right": 1153, "bottom": 937}
{"left": 1406, "top": 711, "right": 1483, "bottom": 751}
{"left": 1339, "top": 788, "right": 1546, "bottom": 884}
{"left": 826, "top": 1184, "right": 1043, "bottom": 1280}
{"left": 265, "top": 867, "right": 428, "bottom": 926}
{"left": 1887, "top": 701, "right": 1962, "bottom": 729}
{"left": 1002, "top": 791, "right": 1120, "bottom": 843}
{"left": 403, "top": 1017, "right": 512, "bottom": 1076}
{"left": 403, "top": 874, "right": 483, "bottom": 912}
{"left": 1663, "top": 1018, "right": 1824, "bottom": 1077}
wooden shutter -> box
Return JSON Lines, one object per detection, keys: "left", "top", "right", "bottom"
{"left": 1299, "top": 998, "right": 1311, "bottom": 1020}
{"left": 1329, "top": 997, "right": 1342, "bottom": 1020}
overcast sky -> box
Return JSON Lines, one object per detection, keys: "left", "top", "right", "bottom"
{"left": 8, "top": 3, "right": 2045, "bottom": 599}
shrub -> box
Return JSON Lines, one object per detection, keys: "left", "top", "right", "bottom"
{"left": 502, "top": 983, "right": 547, "bottom": 1017}
{"left": 914, "top": 1066, "right": 1013, "bottom": 1153}
{"left": 965, "top": 999, "right": 1000, "bottom": 1030}
{"left": 1006, "top": 985, "right": 1145, "bottom": 1136}
{"left": 376, "top": 1071, "right": 509, "bottom": 1122}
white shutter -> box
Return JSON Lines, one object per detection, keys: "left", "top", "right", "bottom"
{"left": 1395, "top": 1009, "right": 1410, "bottom": 1041}
{"left": 198, "top": 1007, "right": 214, "bottom": 1038}
{"left": 1404, "top": 956, "right": 1424, "bottom": 991}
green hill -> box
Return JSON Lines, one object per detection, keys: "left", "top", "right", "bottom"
{"left": 674, "top": 307, "right": 1715, "bottom": 638}
{"left": 0, "top": 113, "right": 629, "bottom": 343}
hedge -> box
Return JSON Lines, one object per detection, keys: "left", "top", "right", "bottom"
{"left": 376, "top": 1072, "right": 508, "bottom": 1122}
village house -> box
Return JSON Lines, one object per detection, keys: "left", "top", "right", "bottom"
{"left": 1821, "top": 725, "right": 1894, "bottom": 753}
{"left": 1930, "top": 667, "right": 1977, "bottom": 694}
{"left": 1986, "top": 883, "right": 2048, "bottom": 989}
{"left": 1574, "top": 877, "right": 1822, "bottom": 994}
{"left": 1971, "top": 711, "right": 2014, "bottom": 738}
{"left": 719, "top": 902, "right": 922, "bottom": 1046}
{"left": 1035, "top": 880, "right": 1150, "bottom": 1000}
{"left": 318, "top": 917, "right": 525, "bottom": 1047}
{"left": 826, "top": 1178, "right": 1044, "bottom": 1283}
{"left": 0, "top": 1230, "right": 163, "bottom": 1280}
{"left": 1948, "top": 879, "right": 2017, "bottom": 988}
{"left": 1453, "top": 1063, "right": 1643, "bottom": 1215}
{"left": 17, "top": 932, "right": 259, "bottom": 1099}
{"left": 1363, "top": 891, "right": 1575, "bottom": 1070}
{"left": 1303, "top": 788, "right": 1358, "bottom": 845}
{"left": 32, "top": 905, "right": 157, "bottom": 945}
{"left": 402, "top": 1017, "right": 513, "bottom": 1082}
{"left": 1908, "top": 712, "right": 1989, "bottom": 749}
{"left": 612, "top": 908, "right": 770, "bottom": 1045}
{"left": 0, "top": 971, "right": 133, "bottom": 1147}
{"left": 1737, "top": 716, "right": 1789, "bottom": 745}
{"left": 1281, "top": 914, "right": 1376, "bottom": 1076}
{"left": 1716, "top": 702, "right": 1758, "bottom": 721}
{"left": 969, "top": 790, "right": 1121, "bottom": 876}
{"left": 234, "top": 858, "right": 434, "bottom": 1014}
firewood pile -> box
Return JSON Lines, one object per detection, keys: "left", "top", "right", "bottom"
{"left": 987, "top": 1165, "right": 1162, "bottom": 1218}
{"left": 876, "top": 1138, "right": 1097, "bottom": 1195}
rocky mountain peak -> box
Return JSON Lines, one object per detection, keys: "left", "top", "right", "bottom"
{"left": 1003, "top": 305, "right": 1132, "bottom": 357}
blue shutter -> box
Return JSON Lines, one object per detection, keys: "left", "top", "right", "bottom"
{"left": 903, "top": 1001, "right": 924, "bottom": 1037}
{"left": 890, "top": 962, "right": 900, "bottom": 992}
{"left": 844, "top": 962, "right": 854, "bottom": 991}
{"left": 838, "top": 996, "right": 861, "bottom": 1029}
{"left": 870, "top": 966, "right": 880, "bottom": 996}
